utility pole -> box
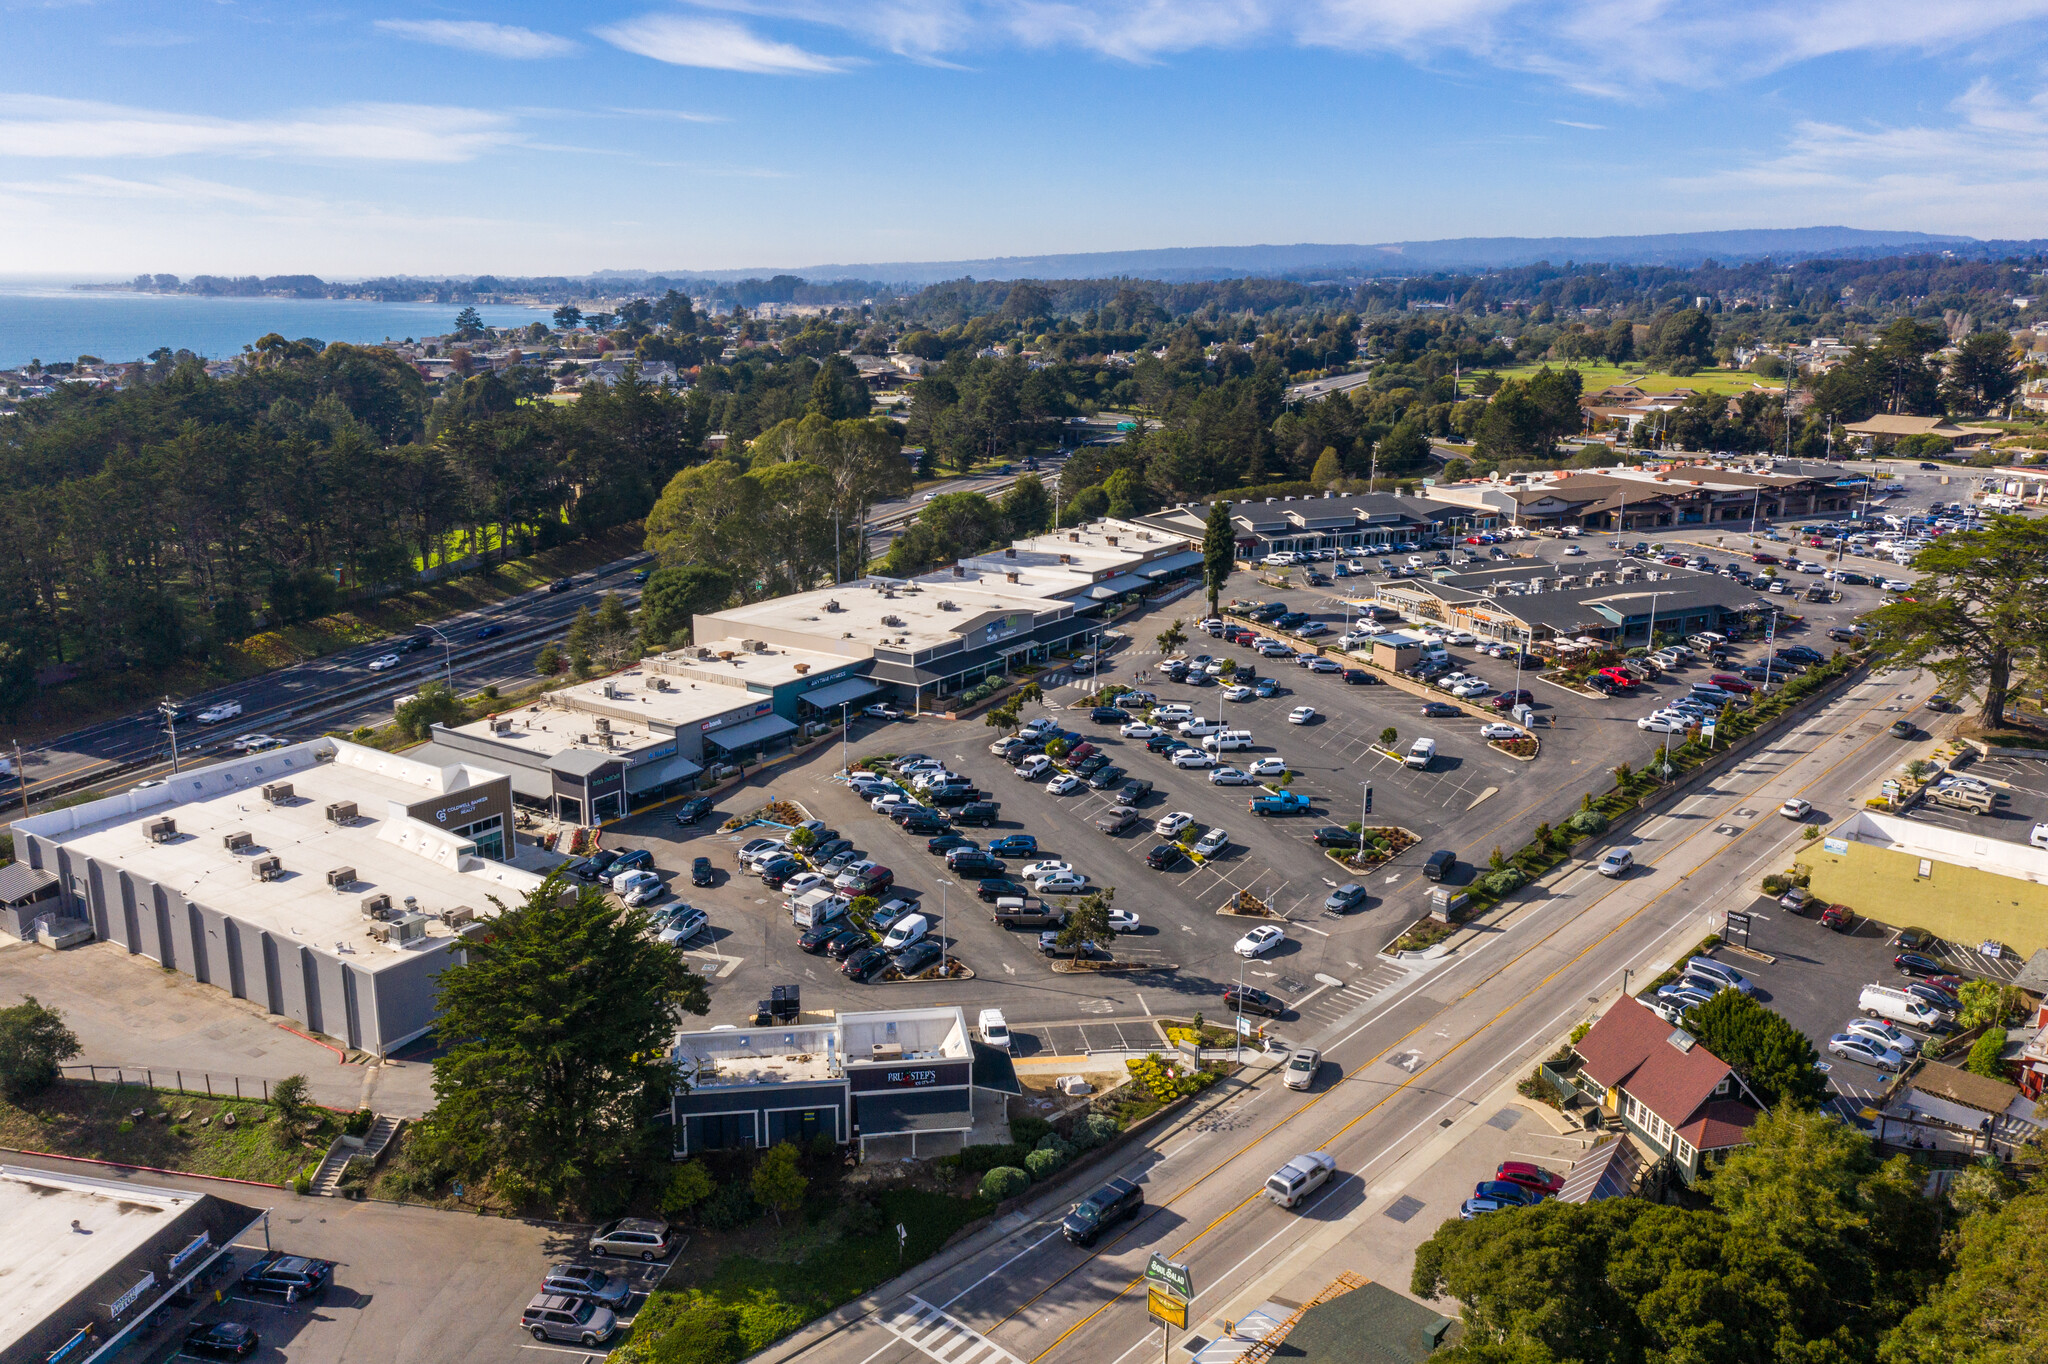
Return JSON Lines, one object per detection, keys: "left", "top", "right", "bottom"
{"left": 13, "top": 742, "right": 26, "bottom": 817}
{"left": 160, "top": 697, "right": 182, "bottom": 774}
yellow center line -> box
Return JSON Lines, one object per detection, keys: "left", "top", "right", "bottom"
{"left": 1010, "top": 674, "right": 1907, "bottom": 1362}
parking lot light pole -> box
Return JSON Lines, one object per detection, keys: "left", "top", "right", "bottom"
{"left": 840, "top": 702, "right": 851, "bottom": 778}
{"left": 937, "top": 879, "right": 951, "bottom": 973}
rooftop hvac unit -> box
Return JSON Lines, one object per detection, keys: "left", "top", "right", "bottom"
{"left": 937, "top": 599, "right": 957, "bottom": 611}
{"left": 390, "top": 912, "right": 429, "bottom": 945}
{"left": 144, "top": 816, "right": 177, "bottom": 843}
{"left": 440, "top": 904, "right": 475, "bottom": 928}
{"left": 869, "top": 1042, "right": 904, "bottom": 1063}
{"left": 222, "top": 830, "right": 254, "bottom": 852}
{"left": 742, "top": 639, "right": 764, "bottom": 651}
{"left": 951, "top": 564, "right": 966, "bottom": 577}
{"left": 361, "top": 893, "right": 394, "bottom": 919}
{"left": 824, "top": 598, "right": 842, "bottom": 611}
{"left": 594, "top": 716, "right": 611, "bottom": 733}
{"left": 366, "top": 922, "right": 396, "bottom": 944}
{"left": 600, "top": 679, "right": 617, "bottom": 699}
{"left": 324, "top": 801, "right": 358, "bottom": 825}
{"left": 260, "top": 781, "right": 293, "bottom": 804}
{"left": 326, "top": 866, "right": 357, "bottom": 889}
{"left": 489, "top": 718, "right": 513, "bottom": 734}
{"left": 251, "top": 855, "right": 283, "bottom": 881}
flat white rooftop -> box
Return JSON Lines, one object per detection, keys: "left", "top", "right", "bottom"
{"left": 0, "top": 1165, "right": 195, "bottom": 1358}
{"left": 26, "top": 740, "right": 545, "bottom": 969}
{"left": 704, "top": 578, "right": 1061, "bottom": 655}
{"left": 676, "top": 1023, "right": 842, "bottom": 1087}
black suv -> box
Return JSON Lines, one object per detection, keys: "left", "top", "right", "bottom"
{"left": 1223, "top": 985, "right": 1285, "bottom": 1018}
{"left": 1090, "top": 706, "right": 1126, "bottom": 723}
{"left": 1146, "top": 843, "right": 1184, "bottom": 870}
{"left": 977, "top": 877, "right": 1029, "bottom": 902}
{"left": 674, "top": 796, "right": 713, "bottom": 825}
{"left": 241, "top": 1254, "right": 333, "bottom": 1299}
{"left": 953, "top": 801, "right": 1000, "bottom": 826}
{"left": 1061, "top": 1177, "right": 1144, "bottom": 1246}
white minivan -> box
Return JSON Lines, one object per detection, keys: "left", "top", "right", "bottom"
{"left": 882, "top": 913, "right": 930, "bottom": 951}
{"left": 1858, "top": 984, "right": 1944, "bottom": 1030}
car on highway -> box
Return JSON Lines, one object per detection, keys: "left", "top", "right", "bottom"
{"left": 1828, "top": 1033, "right": 1905, "bottom": 1071}
{"left": 1287, "top": 705, "right": 1317, "bottom": 725}
{"left": 1059, "top": 1177, "right": 1144, "bottom": 1247}
{"left": 547, "top": 577, "right": 574, "bottom": 593}
{"left": 367, "top": 652, "right": 401, "bottom": 671}
{"left": 1596, "top": 848, "right": 1635, "bottom": 877}
{"left": 1234, "top": 924, "right": 1287, "bottom": 957}
{"left": 1193, "top": 827, "right": 1230, "bottom": 857}
{"left": 1284, "top": 1048, "right": 1322, "bottom": 1091}
{"left": 1780, "top": 798, "right": 1812, "bottom": 819}
{"left": 475, "top": 623, "right": 505, "bottom": 640}
{"left": 229, "top": 733, "right": 283, "bottom": 753}
{"left": 195, "top": 701, "right": 243, "bottom": 724}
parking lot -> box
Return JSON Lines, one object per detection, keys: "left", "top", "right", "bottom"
{"left": 1895, "top": 750, "right": 2048, "bottom": 841}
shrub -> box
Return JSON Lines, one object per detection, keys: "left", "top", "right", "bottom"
{"left": 1009, "top": 1114, "right": 1053, "bottom": 1147}
{"left": 344, "top": 1107, "right": 375, "bottom": 1137}
{"left": 957, "top": 1142, "right": 1031, "bottom": 1173}
{"left": 1965, "top": 1027, "right": 2010, "bottom": 1080}
{"left": 661, "top": 1159, "right": 714, "bottom": 1217}
{"left": 1035, "top": 1132, "right": 1074, "bottom": 1158}
{"left": 1482, "top": 868, "right": 1527, "bottom": 896}
{"left": 1023, "top": 1147, "right": 1068, "bottom": 1180}
{"left": 980, "top": 1166, "right": 1031, "bottom": 1200}
{"left": 645, "top": 1295, "right": 744, "bottom": 1364}
{"left": 1070, "top": 1113, "right": 1121, "bottom": 1151}
{"left": 1564, "top": 810, "right": 1608, "bottom": 838}
{"left": 1761, "top": 873, "right": 1792, "bottom": 896}
{"left": 696, "top": 1180, "right": 760, "bottom": 1232}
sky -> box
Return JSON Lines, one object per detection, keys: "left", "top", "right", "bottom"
{"left": 6, "top": 0, "right": 2048, "bottom": 278}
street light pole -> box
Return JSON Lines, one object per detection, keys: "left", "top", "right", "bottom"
{"left": 159, "top": 697, "right": 183, "bottom": 775}
{"left": 937, "top": 879, "right": 952, "bottom": 974}
{"left": 840, "top": 702, "right": 850, "bottom": 778}
{"left": 416, "top": 623, "right": 454, "bottom": 690}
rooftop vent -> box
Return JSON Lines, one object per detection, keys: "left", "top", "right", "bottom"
{"left": 1005, "top": 571, "right": 1019, "bottom": 584}
{"left": 937, "top": 599, "right": 958, "bottom": 611}
{"left": 441, "top": 905, "right": 475, "bottom": 927}
{"left": 1004, "top": 546, "right": 1017, "bottom": 559}
{"left": 326, "top": 866, "right": 357, "bottom": 889}
{"left": 1059, "top": 553, "right": 1071, "bottom": 565}
{"left": 951, "top": 564, "right": 966, "bottom": 577}
{"left": 824, "top": 599, "right": 841, "bottom": 612}
{"left": 1105, "top": 535, "right": 1118, "bottom": 546}
{"left": 361, "top": 893, "right": 393, "bottom": 920}
{"left": 594, "top": 716, "right": 611, "bottom": 733}
{"left": 1324, "top": 490, "right": 1336, "bottom": 498}
{"left": 260, "top": 781, "right": 293, "bottom": 804}
{"left": 326, "top": 801, "right": 358, "bottom": 825}
{"left": 881, "top": 614, "right": 903, "bottom": 627}
{"left": 251, "top": 855, "right": 283, "bottom": 881}
{"left": 793, "top": 662, "right": 809, "bottom": 674}
{"left": 1068, "top": 532, "right": 1080, "bottom": 542}
{"left": 144, "top": 816, "right": 177, "bottom": 843}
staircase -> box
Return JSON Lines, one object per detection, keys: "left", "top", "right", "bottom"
{"left": 308, "top": 1113, "right": 404, "bottom": 1197}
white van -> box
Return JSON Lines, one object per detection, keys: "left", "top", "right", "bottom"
{"left": 882, "top": 913, "right": 929, "bottom": 951}
{"left": 1859, "top": 984, "right": 1944, "bottom": 1030}
{"left": 1015, "top": 755, "right": 1053, "bottom": 780}
{"left": 1406, "top": 737, "right": 1437, "bottom": 770}
{"left": 1264, "top": 1151, "right": 1337, "bottom": 1209}
{"left": 1203, "top": 729, "right": 1255, "bottom": 752}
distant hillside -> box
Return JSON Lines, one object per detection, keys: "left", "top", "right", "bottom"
{"left": 656, "top": 227, "right": 1982, "bottom": 286}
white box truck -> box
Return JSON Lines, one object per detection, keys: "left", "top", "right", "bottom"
{"left": 1406, "top": 737, "right": 1437, "bottom": 770}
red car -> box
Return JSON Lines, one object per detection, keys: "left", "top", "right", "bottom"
{"left": 1751, "top": 552, "right": 1779, "bottom": 565}
{"left": 1495, "top": 1161, "right": 1564, "bottom": 1196}
{"left": 1069, "top": 742, "right": 1098, "bottom": 761}
{"left": 1818, "top": 904, "right": 1855, "bottom": 931}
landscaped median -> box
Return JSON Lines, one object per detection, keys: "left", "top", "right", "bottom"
{"left": 1384, "top": 652, "right": 1867, "bottom": 957}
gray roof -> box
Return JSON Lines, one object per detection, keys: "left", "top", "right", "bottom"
{"left": 548, "top": 747, "right": 625, "bottom": 778}
{"left": 2011, "top": 949, "right": 2048, "bottom": 994}
{"left": 1268, "top": 1281, "right": 1460, "bottom": 1363}
{"left": 855, "top": 1088, "right": 974, "bottom": 1135}
{"left": 701, "top": 711, "right": 798, "bottom": 752}
{"left": 0, "top": 862, "right": 58, "bottom": 903}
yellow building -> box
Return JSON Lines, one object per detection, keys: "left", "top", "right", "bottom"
{"left": 1803, "top": 811, "right": 2048, "bottom": 955}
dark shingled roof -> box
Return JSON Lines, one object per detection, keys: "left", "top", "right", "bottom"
{"left": 1268, "top": 1281, "right": 1461, "bottom": 1363}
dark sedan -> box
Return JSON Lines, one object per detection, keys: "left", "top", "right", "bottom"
{"left": 926, "top": 834, "right": 978, "bottom": 856}
{"left": 1090, "top": 706, "right": 1126, "bottom": 723}
{"left": 1223, "top": 985, "right": 1285, "bottom": 1018}
{"left": 674, "top": 797, "right": 713, "bottom": 826}
{"left": 1087, "top": 764, "right": 1127, "bottom": 789}
{"left": 182, "top": 1323, "right": 260, "bottom": 1359}
{"left": 1893, "top": 952, "right": 1945, "bottom": 978}
{"left": 1311, "top": 827, "right": 1362, "bottom": 848}
{"left": 689, "top": 856, "right": 715, "bottom": 887}
{"left": 891, "top": 940, "right": 945, "bottom": 977}
{"left": 241, "top": 1254, "right": 332, "bottom": 1299}
{"left": 1341, "top": 669, "right": 1377, "bottom": 685}
{"left": 977, "top": 877, "right": 1029, "bottom": 902}
{"left": 476, "top": 623, "right": 505, "bottom": 640}
{"left": 799, "top": 923, "right": 844, "bottom": 953}
{"left": 1420, "top": 701, "right": 1461, "bottom": 717}
{"left": 822, "top": 927, "right": 869, "bottom": 960}
{"left": 842, "top": 946, "right": 891, "bottom": 981}
{"left": 568, "top": 849, "right": 622, "bottom": 882}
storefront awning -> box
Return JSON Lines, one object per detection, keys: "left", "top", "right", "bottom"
{"left": 703, "top": 712, "right": 798, "bottom": 751}
{"left": 1084, "top": 574, "right": 1150, "bottom": 600}
{"left": 1140, "top": 549, "right": 1205, "bottom": 579}
{"left": 856, "top": 1089, "right": 974, "bottom": 1136}
{"left": 799, "top": 676, "right": 880, "bottom": 710}
{"left": 626, "top": 752, "right": 703, "bottom": 794}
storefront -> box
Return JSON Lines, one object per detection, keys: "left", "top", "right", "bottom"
{"left": 548, "top": 751, "right": 626, "bottom": 825}
{"left": 701, "top": 707, "right": 799, "bottom": 766}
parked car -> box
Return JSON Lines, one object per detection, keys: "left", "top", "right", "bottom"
{"left": 1155, "top": 811, "right": 1193, "bottom": 837}
{"left": 1893, "top": 952, "right": 1946, "bottom": 978}
{"left": 1223, "top": 984, "right": 1285, "bottom": 1018}
{"left": 1192, "top": 826, "right": 1230, "bottom": 857}
{"left": 1235, "top": 924, "right": 1287, "bottom": 957}
{"left": 842, "top": 946, "right": 892, "bottom": 981}
{"left": 181, "top": 1322, "right": 260, "bottom": 1359}
{"left": 987, "top": 834, "right": 1038, "bottom": 857}
{"left": 521, "top": 1294, "right": 619, "bottom": 1347}
{"left": 1146, "top": 843, "right": 1184, "bottom": 870}
{"left": 674, "top": 797, "right": 713, "bottom": 826}
{"left": 891, "top": 940, "right": 945, "bottom": 977}
{"left": 1495, "top": 1162, "right": 1564, "bottom": 1196}
{"left": 542, "top": 1263, "right": 636, "bottom": 1311}
{"left": 1828, "top": 1034, "right": 1905, "bottom": 1071}
{"left": 1323, "top": 883, "right": 1369, "bottom": 913}
{"left": 241, "top": 1254, "right": 334, "bottom": 1298}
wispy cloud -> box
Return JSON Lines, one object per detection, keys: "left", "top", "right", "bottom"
{"left": 0, "top": 95, "right": 519, "bottom": 162}
{"left": 1552, "top": 119, "right": 1605, "bottom": 130}
{"left": 375, "top": 19, "right": 579, "bottom": 59}
{"left": 595, "top": 13, "right": 848, "bottom": 74}
{"left": 608, "top": 107, "right": 731, "bottom": 123}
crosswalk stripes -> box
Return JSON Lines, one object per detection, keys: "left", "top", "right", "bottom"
{"left": 881, "top": 1297, "right": 1024, "bottom": 1364}
{"left": 1290, "top": 959, "right": 1411, "bottom": 1026}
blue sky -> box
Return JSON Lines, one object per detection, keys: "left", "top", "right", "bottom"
{"left": 4, "top": 1, "right": 2048, "bottom": 277}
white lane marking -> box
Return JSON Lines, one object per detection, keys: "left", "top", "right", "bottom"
{"left": 883, "top": 1297, "right": 1024, "bottom": 1364}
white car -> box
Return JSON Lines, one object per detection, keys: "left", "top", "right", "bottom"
{"left": 1193, "top": 827, "right": 1230, "bottom": 857}
{"left": 195, "top": 701, "right": 243, "bottom": 724}
{"left": 1247, "top": 757, "right": 1286, "bottom": 777}
{"left": 367, "top": 653, "right": 401, "bottom": 671}
{"left": 1797, "top": 561, "right": 1825, "bottom": 574}
{"left": 1152, "top": 703, "right": 1193, "bottom": 722}
{"left": 1637, "top": 715, "right": 1688, "bottom": 733}
{"left": 656, "top": 906, "right": 709, "bottom": 945}
{"left": 1034, "top": 871, "right": 1088, "bottom": 895}
{"left": 780, "top": 872, "right": 830, "bottom": 899}
{"left": 613, "top": 870, "right": 665, "bottom": 906}
{"left": 1020, "top": 860, "right": 1073, "bottom": 880}
{"left": 1120, "top": 721, "right": 1159, "bottom": 739}
{"left": 1287, "top": 706, "right": 1316, "bottom": 725}
{"left": 2033, "top": 822, "right": 2048, "bottom": 851}
{"left": 1451, "top": 680, "right": 1492, "bottom": 698}
{"left": 1172, "top": 749, "right": 1217, "bottom": 769}
{"left": 1479, "top": 722, "right": 1523, "bottom": 740}
{"left": 1780, "top": 798, "right": 1812, "bottom": 820}
{"left": 1106, "top": 909, "right": 1141, "bottom": 933}
{"left": 1209, "top": 767, "right": 1255, "bottom": 786}
{"left": 977, "top": 1008, "right": 1010, "bottom": 1049}
{"left": 1563, "top": 545, "right": 1586, "bottom": 556}
{"left": 1234, "top": 924, "right": 1287, "bottom": 957}
{"left": 229, "top": 733, "right": 283, "bottom": 753}
{"left": 1046, "top": 773, "right": 1084, "bottom": 795}
{"left": 1596, "top": 848, "right": 1634, "bottom": 877}
{"left": 1155, "top": 811, "right": 1193, "bottom": 837}
{"left": 1444, "top": 631, "right": 1477, "bottom": 646}
{"left": 1223, "top": 684, "right": 1254, "bottom": 701}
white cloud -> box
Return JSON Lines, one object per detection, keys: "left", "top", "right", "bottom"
{"left": 374, "top": 19, "right": 579, "bottom": 60}
{"left": 1553, "top": 120, "right": 1605, "bottom": 130}
{"left": 0, "top": 95, "right": 519, "bottom": 162}
{"left": 1674, "top": 80, "right": 2048, "bottom": 234}
{"left": 595, "top": 13, "right": 847, "bottom": 74}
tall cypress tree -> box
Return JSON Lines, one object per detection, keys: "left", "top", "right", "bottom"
{"left": 1202, "top": 499, "right": 1235, "bottom": 614}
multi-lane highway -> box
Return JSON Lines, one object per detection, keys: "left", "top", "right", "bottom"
{"left": 764, "top": 662, "right": 1937, "bottom": 1364}
{"left": 7, "top": 456, "right": 1065, "bottom": 807}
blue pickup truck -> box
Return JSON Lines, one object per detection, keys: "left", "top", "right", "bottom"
{"left": 1248, "top": 790, "right": 1311, "bottom": 816}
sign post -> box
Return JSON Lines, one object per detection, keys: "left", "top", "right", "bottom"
{"left": 1725, "top": 910, "right": 1752, "bottom": 949}
{"left": 1145, "top": 1253, "right": 1193, "bottom": 1363}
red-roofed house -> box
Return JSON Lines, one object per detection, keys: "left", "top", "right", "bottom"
{"left": 1544, "top": 996, "right": 1764, "bottom": 1185}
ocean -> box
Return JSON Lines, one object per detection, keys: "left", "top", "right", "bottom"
{"left": 0, "top": 279, "right": 549, "bottom": 370}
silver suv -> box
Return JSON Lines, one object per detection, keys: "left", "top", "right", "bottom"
{"left": 589, "top": 1217, "right": 674, "bottom": 1261}
{"left": 520, "top": 1293, "right": 618, "bottom": 1346}
{"left": 541, "top": 1263, "right": 633, "bottom": 1310}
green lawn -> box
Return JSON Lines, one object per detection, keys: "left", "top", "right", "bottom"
{"left": 1483, "top": 362, "right": 1781, "bottom": 399}
{"left": 0, "top": 1080, "right": 337, "bottom": 1185}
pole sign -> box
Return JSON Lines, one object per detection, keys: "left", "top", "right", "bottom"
{"left": 1725, "top": 911, "right": 1751, "bottom": 944}
{"left": 1148, "top": 1285, "right": 1190, "bottom": 1330}
{"left": 1145, "top": 1253, "right": 1193, "bottom": 1302}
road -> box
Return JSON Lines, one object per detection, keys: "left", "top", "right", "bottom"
{"left": 8, "top": 458, "right": 1066, "bottom": 807}
{"left": 770, "top": 663, "right": 1937, "bottom": 1364}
